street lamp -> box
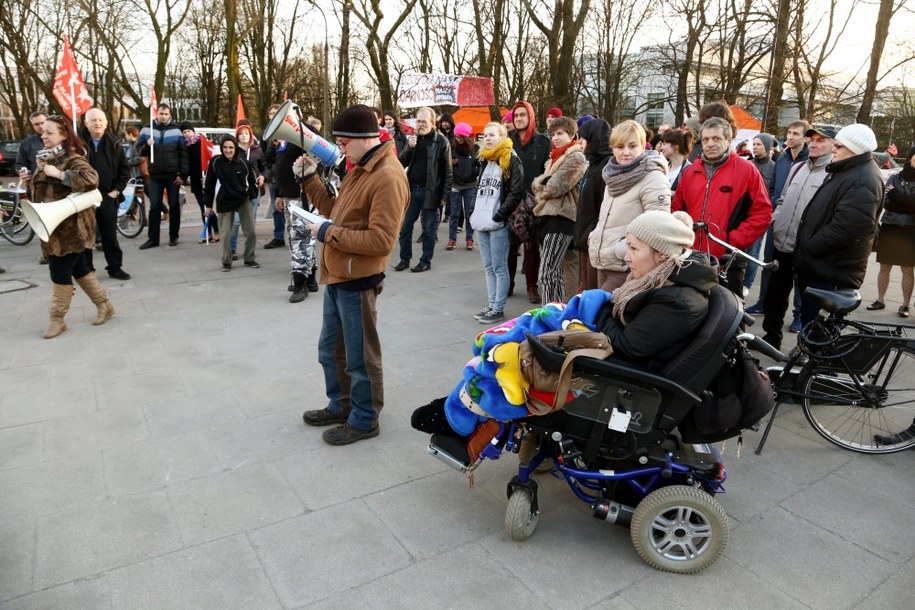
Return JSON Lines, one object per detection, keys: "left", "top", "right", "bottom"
{"left": 307, "top": 0, "right": 330, "bottom": 136}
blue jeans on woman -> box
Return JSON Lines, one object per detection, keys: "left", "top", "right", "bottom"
{"left": 478, "top": 226, "right": 511, "bottom": 313}
{"left": 449, "top": 187, "right": 476, "bottom": 242}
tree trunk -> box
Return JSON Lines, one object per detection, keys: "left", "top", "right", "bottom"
{"left": 857, "top": 0, "right": 897, "bottom": 124}
{"left": 764, "top": 0, "right": 791, "bottom": 132}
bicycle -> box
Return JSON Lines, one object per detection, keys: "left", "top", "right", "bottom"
{"left": 694, "top": 222, "right": 915, "bottom": 455}
{"left": 0, "top": 183, "right": 36, "bottom": 245}
{"left": 116, "top": 178, "right": 146, "bottom": 239}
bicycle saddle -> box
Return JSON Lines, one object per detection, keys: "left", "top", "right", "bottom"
{"left": 804, "top": 287, "right": 861, "bottom": 315}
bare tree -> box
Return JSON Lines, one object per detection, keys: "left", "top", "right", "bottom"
{"left": 522, "top": 0, "right": 590, "bottom": 111}
{"left": 857, "top": 0, "right": 910, "bottom": 123}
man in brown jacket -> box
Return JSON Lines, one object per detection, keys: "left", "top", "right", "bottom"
{"left": 298, "top": 104, "right": 410, "bottom": 445}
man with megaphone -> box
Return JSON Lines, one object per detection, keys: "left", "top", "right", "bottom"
{"left": 298, "top": 104, "right": 409, "bottom": 446}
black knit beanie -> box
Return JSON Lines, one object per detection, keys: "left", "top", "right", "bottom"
{"left": 332, "top": 105, "right": 380, "bottom": 138}
{"left": 179, "top": 121, "right": 195, "bottom": 132}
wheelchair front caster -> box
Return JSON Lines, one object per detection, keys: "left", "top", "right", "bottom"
{"left": 505, "top": 488, "right": 539, "bottom": 541}
{"left": 629, "top": 485, "right": 729, "bottom": 574}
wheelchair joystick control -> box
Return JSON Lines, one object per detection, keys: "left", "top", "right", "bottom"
{"left": 551, "top": 432, "right": 563, "bottom": 442}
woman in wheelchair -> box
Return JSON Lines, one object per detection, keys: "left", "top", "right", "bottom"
{"left": 413, "top": 210, "right": 718, "bottom": 441}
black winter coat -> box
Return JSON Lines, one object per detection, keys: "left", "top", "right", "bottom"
{"left": 574, "top": 119, "right": 612, "bottom": 251}
{"left": 203, "top": 154, "right": 258, "bottom": 213}
{"left": 794, "top": 153, "right": 884, "bottom": 289}
{"left": 490, "top": 152, "right": 526, "bottom": 223}
{"left": 884, "top": 169, "right": 915, "bottom": 216}
{"left": 510, "top": 130, "right": 551, "bottom": 195}
{"left": 596, "top": 251, "right": 719, "bottom": 369}
{"left": 79, "top": 130, "right": 130, "bottom": 202}
{"left": 451, "top": 142, "right": 482, "bottom": 187}
{"left": 399, "top": 131, "right": 453, "bottom": 208}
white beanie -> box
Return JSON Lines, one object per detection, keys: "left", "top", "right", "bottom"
{"left": 627, "top": 211, "right": 695, "bottom": 257}
{"left": 835, "top": 123, "right": 877, "bottom": 156}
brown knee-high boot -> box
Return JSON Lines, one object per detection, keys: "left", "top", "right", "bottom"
{"left": 44, "top": 283, "right": 74, "bottom": 339}
{"left": 75, "top": 272, "right": 115, "bottom": 325}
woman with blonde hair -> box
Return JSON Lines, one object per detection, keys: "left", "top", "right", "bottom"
{"left": 588, "top": 119, "right": 671, "bottom": 292}
{"left": 469, "top": 122, "right": 524, "bottom": 324}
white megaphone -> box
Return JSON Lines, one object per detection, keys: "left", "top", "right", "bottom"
{"left": 21, "top": 189, "right": 103, "bottom": 242}
{"left": 261, "top": 100, "right": 343, "bottom": 167}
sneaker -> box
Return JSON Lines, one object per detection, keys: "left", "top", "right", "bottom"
{"left": 446, "top": 240, "right": 457, "bottom": 250}
{"left": 231, "top": 251, "right": 238, "bottom": 261}
{"left": 322, "top": 422, "right": 380, "bottom": 445}
{"left": 303, "top": 407, "right": 349, "bottom": 426}
{"left": 745, "top": 303, "right": 764, "bottom": 315}
{"left": 478, "top": 309, "right": 505, "bottom": 324}
{"left": 264, "top": 238, "right": 285, "bottom": 249}
{"left": 474, "top": 307, "right": 492, "bottom": 320}
{"left": 222, "top": 263, "right": 231, "bottom": 272}
{"left": 244, "top": 260, "right": 261, "bottom": 268}
{"left": 789, "top": 317, "right": 802, "bottom": 333}
{"left": 466, "top": 240, "right": 474, "bottom": 251}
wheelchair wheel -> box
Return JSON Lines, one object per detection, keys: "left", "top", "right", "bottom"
{"left": 505, "top": 489, "right": 539, "bottom": 541}
{"left": 630, "top": 485, "right": 728, "bottom": 574}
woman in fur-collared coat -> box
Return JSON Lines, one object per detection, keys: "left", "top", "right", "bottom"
{"left": 23, "top": 116, "right": 113, "bottom": 339}
{"left": 532, "top": 116, "right": 587, "bottom": 305}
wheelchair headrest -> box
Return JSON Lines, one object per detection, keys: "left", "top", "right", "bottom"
{"left": 661, "top": 284, "right": 743, "bottom": 393}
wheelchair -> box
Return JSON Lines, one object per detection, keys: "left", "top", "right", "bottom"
{"left": 425, "top": 284, "right": 745, "bottom": 574}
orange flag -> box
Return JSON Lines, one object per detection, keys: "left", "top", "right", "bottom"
{"left": 52, "top": 36, "right": 92, "bottom": 124}
{"left": 236, "top": 93, "right": 246, "bottom": 127}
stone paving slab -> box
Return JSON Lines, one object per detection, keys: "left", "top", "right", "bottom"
{"left": 2, "top": 218, "right": 914, "bottom": 608}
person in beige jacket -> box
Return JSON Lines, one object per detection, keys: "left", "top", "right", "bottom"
{"left": 588, "top": 120, "right": 671, "bottom": 291}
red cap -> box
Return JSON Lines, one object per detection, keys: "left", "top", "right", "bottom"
{"left": 546, "top": 107, "right": 563, "bottom": 118}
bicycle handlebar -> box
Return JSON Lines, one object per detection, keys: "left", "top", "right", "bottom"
{"left": 693, "top": 222, "right": 778, "bottom": 273}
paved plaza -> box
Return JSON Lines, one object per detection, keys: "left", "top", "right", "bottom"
{"left": 1, "top": 209, "right": 913, "bottom": 609}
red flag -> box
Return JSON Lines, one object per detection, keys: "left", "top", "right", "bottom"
{"left": 52, "top": 36, "right": 92, "bottom": 121}
{"left": 150, "top": 85, "right": 158, "bottom": 116}
{"left": 887, "top": 142, "right": 898, "bottom": 156}
{"left": 236, "top": 93, "right": 246, "bottom": 127}
{"left": 199, "top": 135, "right": 214, "bottom": 171}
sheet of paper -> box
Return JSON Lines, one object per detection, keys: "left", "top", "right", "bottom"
{"left": 288, "top": 205, "right": 331, "bottom": 225}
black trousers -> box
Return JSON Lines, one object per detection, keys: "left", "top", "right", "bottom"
{"left": 48, "top": 250, "right": 93, "bottom": 285}
{"left": 93, "top": 196, "right": 123, "bottom": 272}
{"left": 146, "top": 176, "right": 181, "bottom": 242}
{"left": 762, "top": 248, "right": 795, "bottom": 349}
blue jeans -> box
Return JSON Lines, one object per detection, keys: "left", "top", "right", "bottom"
{"left": 268, "top": 183, "right": 284, "bottom": 240}
{"left": 743, "top": 235, "right": 764, "bottom": 288}
{"left": 449, "top": 187, "right": 476, "bottom": 241}
{"left": 230, "top": 197, "right": 260, "bottom": 251}
{"left": 398, "top": 186, "right": 436, "bottom": 266}
{"left": 317, "top": 284, "right": 384, "bottom": 430}
{"left": 478, "top": 226, "right": 510, "bottom": 313}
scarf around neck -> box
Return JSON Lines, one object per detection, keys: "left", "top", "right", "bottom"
{"left": 480, "top": 137, "right": 513, "bottom": 178}
{"left": 550, "top": 139, "right": 576, "bottom": 165}
{"left": 602, "top": 151, "right": 662, "bottom": 197}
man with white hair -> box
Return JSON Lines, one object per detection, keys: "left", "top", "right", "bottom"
{"left": 793, "top": 123, "right": 884, "bottom": 327}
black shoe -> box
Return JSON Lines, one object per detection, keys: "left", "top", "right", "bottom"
{"left": 874, "top": 424, "right": 915, "bottom": 446}
{"left": 394, "top": 261, "right": 409, "bottom": 271}
{"left": 306, "top": 272, "right": 319, "bottom": 292}
{"left": 411, "top": 262, "right": 431, "bottom": 273}
{"left": 0, "top": 267, "right": 5, "bottom": 274}
{"left": 289, "top": 288, "right": 307, "bottom": 303}
{"left": 866, "top": 300, "right": 886, "bottom": 311}
{"left": 264, "top": 238, "right": 285, "bottom": 249}
{"left": 244, "top": 260, "right": 260, "bottom": 268}
{"left": 39, "top": 256, "right": 48, "bottom": 265}
{"left": 288, "top": 282, "right": 295, "bottom": 292}
{"left": 303, "top": 407, "right": 349, "bottom": 427}
{"left": 899, "top": 306, "right": 910, "bottom": 318}
{"left": 139, "top": 240, "right": 159, "bottom": 250}
{"left": 322, "top": 422, "right": 380, "bottom": 445}
{"left": 108, "top": 269, "right": 131, "bottom": 280}
{"left": 231, "top": 251, "right": 238, "bottom": 261}
{"left": 168, "top": 238, "right": 179, "bottom": 247}
{"left": 222, "top": 263, "right": 231, "bottom": 272}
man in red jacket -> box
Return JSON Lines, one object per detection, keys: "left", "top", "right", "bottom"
{"left": 672, "top": 117, "right": 772, "bottom": 296}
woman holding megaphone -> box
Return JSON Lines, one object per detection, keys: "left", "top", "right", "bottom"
{"left": 20, "top": 115, "right": 115, "bottom": 339}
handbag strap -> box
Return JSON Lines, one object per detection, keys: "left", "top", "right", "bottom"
{"left": 552, "top": 347, "right": 613, "bottom": 411}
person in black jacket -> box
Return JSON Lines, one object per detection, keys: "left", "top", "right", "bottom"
{"left": 447, "top": 122, "right": 481, "bottom": 250}
{"left": 574, "top": 118, "right": 612, "bottom": 291}
{"left": 394, "top": 106, "right": 452, "bottom": 273}
{"left": 383, "top": 111, "right": 408, "bottom": 155}
{"left": 81, "top": 108, "right": 131, "bottom": 280}
{"left": 509, "top": 100, "right": 551, "bottom": 303}
{"left": 794, "top": 123, "right": 884, "bottom": 327}
{"left": 595, "top": 210, "right": 718, "bottom": 369}
{"left": 203, "top": 136, "right": 259, "bottom": 271}
{"left": 179, "top": 123, "right": 218, "bottom": 243}
{"left": 137, "top": 104, "right": 190, "bottom": 248}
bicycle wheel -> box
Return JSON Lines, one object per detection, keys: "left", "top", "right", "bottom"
{"left": 116, "top": 198, "right": 146, "bottom": 238}
{"left": 802, "top": 345, "right": 915, "bottom": 454}
{"left": 0, "top": 214, "right": 35, "bottom": 245}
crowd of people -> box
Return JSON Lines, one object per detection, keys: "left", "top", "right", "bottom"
{"left": 7, "top": 97, "right": 913, "bottom": 446}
